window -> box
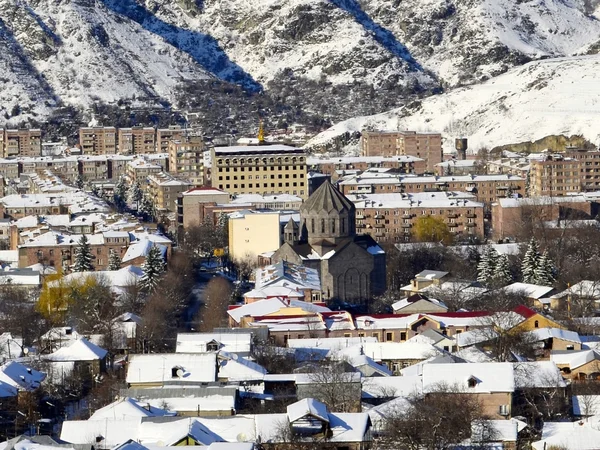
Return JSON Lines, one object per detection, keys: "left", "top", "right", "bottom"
{"left": 321, "top": 219, "right": 325, "bottom": 233}
{"left": 566, "top": 345, "right": 575, "bottom": 350}
{"left": 344, "top": 333, "right": 351, "bottom": 338}
{"left": 467, "top": 377, "right": 477, "bottom": 388}
{"left": 386, "top": 332, "right": 393, "bottom": 341}
{"left": 311, "top": 218, "right": 315, "bottom": 233}
{"left": 534, "top": 320, "right": 539, "bottom": 328}
{"left": 331, "top": 219, "right": 335, "bottom": 233}
{"left": 372, "top": 332, "right": 380, "bottom": 340}
{"left": 400, "top": 332, "right": 407, "bottom": 341}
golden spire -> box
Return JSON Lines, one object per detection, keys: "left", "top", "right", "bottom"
{"left": 257, "top": 119, "right": 265, "bottom": 144}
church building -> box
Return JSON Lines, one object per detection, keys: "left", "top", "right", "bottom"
{"left": 271, "top": 181, "right": 386, "bottom": 306}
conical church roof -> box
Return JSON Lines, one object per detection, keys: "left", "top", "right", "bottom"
{"left": 301, "top": 181, "right": 354, "bottom": 214}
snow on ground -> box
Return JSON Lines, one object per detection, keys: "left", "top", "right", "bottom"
{"left": 306, "top": 54, "right": 600, "bottom": 153}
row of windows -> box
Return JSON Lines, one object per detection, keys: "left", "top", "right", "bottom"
{"left": 217, "top": 157, "right": 305, "bottom": 165}
{"left": 218, "top": 166, "right": 304, "bottom": 173}
{"left": 220, "top": 182, "right": 305, "bottom": 189}
{"left": 219, "top": 173, "right": 301, "bottom": 181}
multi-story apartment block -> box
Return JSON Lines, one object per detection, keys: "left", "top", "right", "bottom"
{"left": 168, "top": 136, "right": 204, "bottom": 186}
{"left": 348, "top": 192, "right": 485, "bottom": 243}
{"left": 338, "top": 171, "right": 525, "bottom": 206}
{"left": 308, "top": 155, "right": 425, "bottom": 179}
{"left": 118, "top": 127, "right": 156, "bottom": 155}
{"left": 177, "top": 187, "right": 231, "bottom": 228}
{"left": 0, "top": 160, "right": 20, "bottom": 180}
{"left": 126, "top": 158, "right": 163, "bottom": 186}
{"left": 147, "top": 172, "right": 192, "bottom": 213}
{"left": 529, "top": 150, "right": 600, "bottom": 196}
{"left": 79, "top": 127, "right": 117, "bottom": 155}
{"left": 0, "top": 129, "right": 42, "bottom": 158}
{"left": 211, "top": 145, "right": 308, "bottom": 199}
{"left": 157, "top": 125, "right": 184, "bottom": 153}
{"left": 360, "top": 131, "right": 443, "bottom": 173}
{"left": 78, "top": 155, "right": 109, "bottom": 181}
{"left": 487, "top": 157, "right": 531, "bottom": 178}
{"left": 0, "top": 193, "right": 109, "bottom": 219}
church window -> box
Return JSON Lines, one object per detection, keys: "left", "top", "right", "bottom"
{"left": 311, "top": 218, "right": 315, "bottom": 233}
{"left": 332, "top": 219, "right": 335, "bottom": 234}
{"left": 341, "top": 218, "right": 346, "bottom": 233}
{"left": 321, "top": 219, "right": 325, "bottom": 233}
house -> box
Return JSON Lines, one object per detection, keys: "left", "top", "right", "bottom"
{"left": 245, "top": 261, "right": 322, "bottom": 304}
{"left": 409, "top": 329, "right": 456, "bottom": 352}
{"left": 511, "top": 305, "right": 565, "bottom": 331}
{"left": 471, "top": 419, "right": 528, "bottom": 450}
{"left": 400, "top": 270, "right": 450, "bottom": 294}
{"left": 0, "top": 361, "right": 46, "bottom": 398}
{"left": 550, "top": 280, "right": 600, "bottom": 311}
{"left": 503, "top": 283, "right": 556, "bottom": 308}
{"left": 217, "top": 351, "right": 267, "bottom": 382}
{"left": 422, "top": 363, "right": 515, "bottom": 419}
{"left": 227, "top": 298, "right": 331, "bottom": 328}
{"left": 391, "top": 293, "right": 448, "bottom": 314}
{"left": 528, "top": 327, "right": 582, "bottom": 357}
{"left": 89, "top": 397, "right": 174, "bottom": 420}
{"left": 44, "top": 338, "right": 108, "bottom": 382}
{"left": 550, "top": 349, "right": 600, "bottom": 380}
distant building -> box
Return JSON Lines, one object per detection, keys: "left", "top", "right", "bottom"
{"left": 211, "top": 144, "right": 308, "bottom": 199}
{"left": 177, "top": 187, "right": 231, "bottom": 228}
{"left": 118, "top": 127, "right": 156, "bottom": 155}
{"left": 168, "top": 136, "right": 204, "bottom": 186}
{"left": 79, "top": 127, "right": 117, "bottom": 155}
{"left": 228, "top": 211, "right": 282, "bottom": 262}
{"left": 360, "top": 130, "right": 442, "bottom": 173}
{"left": 156, "top": 125, "right": 184, "bottom": 153}
{"left": 146, "top": 172, "right": 192, "bottom": 214}
{"left": 308, "top": 155, "right": 425, "bottom": 179}
{"left": 0, "top": 129, "right": 42, "bottom": 158}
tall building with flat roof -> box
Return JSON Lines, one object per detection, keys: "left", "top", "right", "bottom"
{"left": 79, "top": 127, "right": 117, "bottom": 155}
{"left": 211, "top": 144, "right": 308, "bottom": 199}
{"left": 118, "top": 127, "right": 156, "bottom": 155}
{"left": 157, "top": 125, "right": 184, "bottom": 153}
{"left": 0, "top": 129, "right": 42, "bottom": 158}
{"left": 168, "top": 136, "right": 204, "bottom": 186}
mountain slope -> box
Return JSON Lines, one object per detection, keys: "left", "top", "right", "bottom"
{"left": 305, "top": 55, "right": 600, "bottom": 153}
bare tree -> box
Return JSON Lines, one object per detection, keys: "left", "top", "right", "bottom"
{"left": 470, "top": 313, "right": 537, "bottom": 362}
{"left": 513, "top": 363, "right": 569, "bottom": 421}
{"left": 197, "top": 277, "right": 234, "bottom": 332}
{"left": 270, "top": 418, "right": 330, "bottom": 450}
{"left": 301, "top": 361, "right": 361, "bottom": 413}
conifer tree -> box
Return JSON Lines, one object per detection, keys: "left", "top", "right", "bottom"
{"left": 494, "top": 253, "right": 513, "bottom": 285}
{"left": 73, "top": 235, "right": 94, "bottom": 272}
{"left": 139, "top": 195, "right": 154, "bottom": 219}
{"left": 521, "top": 238, "right": 541, "bottom": 284}
{"left": 534, "top": 251, "right": 555, "bottom": 286}
{"left": 129, "top": 181, "right": 143, "bottom": 209}
{"left": 140, "top": 245, "right": 165, "bottom": 292}
{"left": 75, "top": 174, "right": 84, "bottom": 190}
{"left": 107, "top": 250, "right": 122, "bottom": 271}
{"left": 114, "top": 176, "right": 127, "bottom": 206}
{"left": 477, "top": 247, "right": 498, "bottom": 284}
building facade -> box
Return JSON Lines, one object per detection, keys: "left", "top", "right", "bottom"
{"left": 229, "top": 212, "right": 282, "bottom": 262}
{"left": 156, "top": 126, "right": 184, "bottom": 153}
{"left": 0, "top": 129, "right": 42, "bottom": 158}
{"left": 168, "top": 136, "right": 204, "bottom": 186}
{"left": 211, "top": 145, "right": 308, "bottom": 199}
{"left": 118, "top": 127, "right": 156, "bottom": 155}
{"left": 146, "top": 172, "right": 192, "bottom": 213}
{"left": 79, "top": 127, "right": 117, "bottom": 155}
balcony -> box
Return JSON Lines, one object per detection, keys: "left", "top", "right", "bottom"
{"left": 375, "top": 231, "right": 385, "bottom": 237}
{"left": 356, "top": 223, "right": 366, "bottom": 228}
{"left": 447, "top": 213, "right": 458, "bottom": 219}
{"left": 356, "top": 214, "right": 365, "bottom": 219}
{"left": 466, "top": 222, "right": 477, "bottom": 227}
{"left": 374, "top": 214, "right": 385, "bottom": 219}
{"left": 374, "top": 223, "right": 385, "bottom": 228}
{"left": 448, "top": 222, "right": 459, "bottom": 228}
{"left": 402, "top": 213, "right": 411, "bottom": 219}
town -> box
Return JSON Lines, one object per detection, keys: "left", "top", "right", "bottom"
{"left": 0, "top": 124, "right": 597, "bottom": 450}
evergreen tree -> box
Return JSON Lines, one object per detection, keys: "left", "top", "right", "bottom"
{"left": 494, "top": 253, "right": 513, "bottom": 285}
{"left": 521, "top": 238, "right": 541, "bottom": 284}
{"left": 75, "top": 174, "right": 84, "bottom": 190}
{"left": 534, "top": 251, "right": 555, "bottom": 286}
{"left": 107, "top": 250, "right": 122, "bottom": 271}
{"left": 73, "top": 235, "right": 94, "bottom": 272}
{"left": 477, "top": 247, "right": 498, "bottom": 284}
{"left": 139, "top": 195, "right": 154, "bottom": 220}
{"left": 140, "top": 245, "right": 165, "bottom": 292}
{"left": 129, "top": 181, "right": 143, "bottom": 209}
{"left": 114, "top": 176, "right": 127, "bottom": 205}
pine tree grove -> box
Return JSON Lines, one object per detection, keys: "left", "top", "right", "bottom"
{"left": 494, "top": 253, "right": 513, "bottom": 285}
{"left": 107, "top": 250, "right": 122, "bottom": 271}
{"left": 534, "top": 251, "right": 555, "bottom": 286}
{"left": 521, "top": 238, "right": 540, "bottom": 284}
{"left": 73, "top": 235, "right": 94, "bottom": 272}
{"left": 140, "top": 245, "right": 165, "bottom": 292}
{"left": 477, "top": 247, "right": 498, "bottom": 284}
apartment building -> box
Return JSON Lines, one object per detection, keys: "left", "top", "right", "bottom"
{"left": 78, "top": 155, "right": 109, "bottom": 181}
{"left": 126, "top": 158, "right": 163, "bottom": 186}
{"left": 212, "top": 145, "right": 308, "bottom": 199}
{"left": 307, "top": 155, "right": 425, "bottom": 179}
{"left": 360, "top": 130, "right": 443, "bottom": 172}
{"left": 348, "top": 192, "right": 485, "bottom": 243}
{"left": 0, "top": 192, "right": 110, "bottom": 219}
{"left": 228, "top": 211, "right": 282, "bottom": 262}
{"left": 168, "top": 136, "right": 204, "bottom": 186}
{"left": 147, "top": 172, "right": 192, "bottom": 213}
{"left": 529, "top": 150, "right": 600, "bottom": 196}
{"left": 339, "top": 171, "right": 525, "bottom": 206}
{"left": 0, "top": 129, "right": 42, "bottom": 158}
{"left": 491, "top": 195, "right": 600, "bottom": 241}
{"left": 156, "top": 126, "right": 184, "bottom": 153}
{"left": 118, "top": 127, "right": 156, "bottom": 155}
{"left": 177, "top": 187, "right": 231, "bottom": 228}
{"left": 79, "top": 127, "right": 117, "bottom": 155}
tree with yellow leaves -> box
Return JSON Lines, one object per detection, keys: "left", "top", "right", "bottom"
{"left": 413, "top": 215, "right": 453, "bottom": 245}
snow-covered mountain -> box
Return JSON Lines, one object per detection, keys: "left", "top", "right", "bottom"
{"left": 2, "top": 0, "right": 600, "bottom": 135}
{"left": 305, "top": 55, "right": 600, "bottom": 153}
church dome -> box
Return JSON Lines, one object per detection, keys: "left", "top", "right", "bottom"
{"left": 300, "top": 181, "right": 355, "bottom": 244}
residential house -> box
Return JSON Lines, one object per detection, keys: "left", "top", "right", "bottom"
{"left": 528, "top": 328, "right": 582, "bottom": 357}
{"left": 245, "top": 261, "right": 322, "bottom": 304}
{"left": 227, "top": 298, "right": 331, "bottom": 328}
{"left": 126, "top": 353, "right": 218, "bottom": 388}
{"left": 176, "top": 332, "right": 253, "bottom": 356}
{"left": 391, "top": 293, "right": 448, "bottom": 314}
{"left": 532, "top": 421, "right": 600, "bottom": 450}
{"left": 550, "top": 350, "right": 600, "bottom": 380}
{"left": 44, "top": 338, "right": 108, "bottom": 381}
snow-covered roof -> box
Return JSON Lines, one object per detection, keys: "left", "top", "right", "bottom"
{"left": 89, "top": 397, "right": 174, "bottom": 420}
{"left": 503, "top": 282, "right": 554, "bottom": 299}
{"left": 399, "top": 353, "right": 458, "bottom": 377}
{"left": 0, "top": 361, "right": 46, "bottom": 395}
{"left": 255, "top": 261, "right": 320, "bottom": 291}
{"left": 176, "top": 332, "right": 253, "bottom": 354}
{"left": 391, "top": 294, "right": 447, "bottom": 312}
{"left": 472, "top": 419, "right": 527, "bottom": 443}
{"left": 308, "top": 155, "right": 423, "bottom": 165}
{"left": 528, "top": 327, "right": 581, "bottom": 344}
{"left": 336, "top": 341, "right": 442, "bottom": 362}
{"left": 362, "top": 375, "right": 423, "bottom": 400}
{"left": 45, "top": 338, "right": 108, "bottom": 362}
{"left": 126, "top": 353, "right": 218, "bottom": 384}
{"left": 287, "top": 336, "right": 378, "bottom": 351}
{"left": 50, "top": 266, "right": 143, "bottom": 289}
{"left": 218, "top": 351, "right": 266, "bottom": 381}
{"left": 513, "top": 361, "right": 566, "bottom": 389}
{"left": 422, "top": 362, "right": 515, "bottom": 393}
{"left": 532, "top": 421, "right": 600, "bottom": 450}
{"left": 347, "top": 192, "right": 483, "bottom": 209}
{"left": 213, "top": 144, "right": 301, "bottom": 155}
{"left": 287, "top": 398, "right": 329, "bottom": 423}
{"left": 572, "top": 395, "right": 600, "bottom": 416}
{"left": 227, "top": 298, "right": 330, "bottom": 323}
{"left": 550, "top": 349, "right": 600, "bottom": 370}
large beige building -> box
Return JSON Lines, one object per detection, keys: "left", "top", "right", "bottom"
{"left": 228, "top": 211, "right": 282, "bottom": 262}
{"left": 156, "top": 125, "right": 184, "bottom": 153}
{"left": 118, "top": 127, "right": 156, "bottom": 155}
{"left": 212, "top": 145, "right": 308, "bottom": 199}
{"left": 0, "top": 129, "right": 42, "bottom": 158}
{"left": 529, "top": 150, "right": 600, "bottom": 196}
{"left": 360, "top": 131, "right": 442, "bottom": 172}
{"left": 147, "top": 172, "right": 192, "bottom": 213}
{"left": 168, "top": 136, "right": 204, "bottom": 186}
{"left": 79, "top": 127, "right": 117, "bottom": 155}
